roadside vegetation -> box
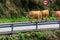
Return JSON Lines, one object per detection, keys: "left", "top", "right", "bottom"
{"left": 0, "top": 16, "right": 57, "bottom": 23}
{"left": 0, "top": 29, "right": 60, "bottom": 40}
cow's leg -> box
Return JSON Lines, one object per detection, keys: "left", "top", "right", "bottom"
{"left": 41, "top": 17, "right": 44, "bottom": 22}
{"left": 39, "top": 18, "right": 41, "bottom": 22}
{"left": 59, "top": 18, "right": 60, "bottom": 20}
{"left": 42, "top": 17, "right": 44, "bottom": 20}
{"left": 38, "top": 18, "right": 42, "bottom": 22}
{"left": 56, "top": 17, "right": 58, "bottom": 21}
{"left": 36, "top": 19, "right": 38, "bottom": 22}
{"left": 58, "top": 18, "right": 60, "bottom": 21}
{"left": 30, "top": 19, "right": 33, "bottom": 23}
{"left": 45, "top": 17, "right": 48, "bottom": 22}
{"left": 57, "top": 17, "right": 60, "bottom": 21}
{"left": 28, "top": 17, "right": 32, "bottom": 23}
{"left": 54, "top": 17, "right": 56, "bottom": 21}
{"left": 37, "top": 19, "right": 40, "bottom": 22}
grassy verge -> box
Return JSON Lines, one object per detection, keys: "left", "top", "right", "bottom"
{"left": 0, "top": 17, "right": 29, "bottom": 23}
{"left": 0, "top": 17, "right": 59, "bottom": 23}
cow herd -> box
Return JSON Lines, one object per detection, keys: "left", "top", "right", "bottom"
{"left": 24, "top": 10, "right": 60, "bottom": 22}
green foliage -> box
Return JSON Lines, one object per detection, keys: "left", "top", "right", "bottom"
{"left": 39, "top": 0, "right": 43, "bottom": 5}
{"left": 17, "top": 32, "right": 45, "bottom": 40}
{"left": 21, "top": 0, "right": 29, "bottom": 8}
{"left": 18, "top": 32, "right": 25, "bottom": 40}
{"left": 0, "top": 30, "right": 60, "bottom": 40}
{"left": 0, "top": 8, "right": 4, "bottom": 17}
{"left": 9, "top": 35, "right": 16, "bottom": 40}
{"left": 10, "top": 11, "right": 18, "bottom": 18}
{"left": 0, "top": 36, "right": 17, "bottom": 40}
{"left": 24, "top": 32, "right": 31, "bottom": 40}
{"left": 0, "top": 16, "right": 59, "bottom": 23}
{"left": 0, "top": 37, "right": 4, "bottom": 40}
{"left": 0, "top": 0, "right": 6, "bottom": 3}
{"left": 0, "top": 36, "right": 8, "bottom": 40}
{"left": 18, "top": 8, "right": 26, "bottom": 17}
{"left": 35, "top": 32, "right": 44, "bottom": 40}
{"left": 55, "top": 0, "right": 60, "bottom": 6}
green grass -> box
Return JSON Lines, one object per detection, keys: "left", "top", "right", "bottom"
{"left": 0, "top": 17, "right": 59, "bottom": 23}
{"left": 0, "top": 17, "right": 30, "bottom": 23}
{"left": 44, "top": 17, "right": 56, "bottom": 21}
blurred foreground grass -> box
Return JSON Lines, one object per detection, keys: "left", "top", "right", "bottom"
{"left": 0, "top": 29, "right": 60, "bottom": 40}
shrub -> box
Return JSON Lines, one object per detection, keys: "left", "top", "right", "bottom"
{"left": 0, "top": 30, "right": 60, "bottom": 40}
{"left": 35, "top": 32, "right": 44, "bottom": 40}
{"left": 18, "top": 32, "right": 25, "bottom": 40}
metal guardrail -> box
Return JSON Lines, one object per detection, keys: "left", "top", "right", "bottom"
{"left": 0, "top": 21, "right": 60, "bottom": 34}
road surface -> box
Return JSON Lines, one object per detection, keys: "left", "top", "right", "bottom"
{"left": 0, "top": 21, "right": 60, "bottom": 33}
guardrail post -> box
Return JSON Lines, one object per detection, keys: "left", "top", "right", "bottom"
{"left": 36, "top": 22, "right": 38, "bottom": 31}
{"left": 59, "top": 21, "right": 60, "bottom": 29}
{"left": 11, "top": 23, "right": 13, "bottom": 35}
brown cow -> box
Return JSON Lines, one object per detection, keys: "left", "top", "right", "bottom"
{"left": 24, "top": 11, "right": 42, "bottom": 22}
{"left": 52, "top": 11, "right": 60, "bottom": 20}
{"left": 41, "top": 10, "right": 49, "bottom": 21}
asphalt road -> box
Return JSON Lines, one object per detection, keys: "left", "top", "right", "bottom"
{"left": 0, "top": 21, "right": 60, "bottom": 33}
